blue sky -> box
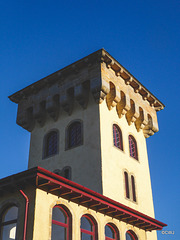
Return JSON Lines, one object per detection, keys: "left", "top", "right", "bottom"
{"left": 0, "top": 0, "right": 179, "bottom": 239}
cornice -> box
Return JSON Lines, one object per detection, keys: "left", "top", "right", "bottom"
{"left": 9, "top": 49, "right": 164, "bottom": 111}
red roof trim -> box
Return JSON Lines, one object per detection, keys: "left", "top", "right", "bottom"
{"left": 0, "top": 167, "right": 167, "bottom": 231}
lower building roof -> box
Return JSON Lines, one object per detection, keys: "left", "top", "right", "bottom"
{"left": 0, "top": 167, "right": 167, "bottom": 231}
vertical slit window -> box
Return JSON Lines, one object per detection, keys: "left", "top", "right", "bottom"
{"left": 0, "top": 206, "right": 18, "bottom": 240}
{"left": 129, "top": 135, "right": 138, "bottom": 160}
{"left": 124, "top": 172, "right": 130, "bottom": 199}
{"left": 131, "top": 176, "right": 136, "bottom": 202}
{"left": 113, "top": 124, "right": 123, "bottom": 150}
{"left": 67, "top": 121, "right": 82, "bottom": 149}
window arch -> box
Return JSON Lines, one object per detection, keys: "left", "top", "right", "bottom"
{"left": 105, "top": 223, "right": 119, "bottom": 240}
{"left": 128, "top": 135, "right": 138, "bottom": 160}
{"left": 113, "top": 124, "right": 123, "bottom": 150}
{"left": 126, "top": 230, "right": 138, "bottom": 240}
{"left": 80, "top": 214, "right": 97, "bottom": 240}
{"left": 131, "top": 175, "right": 136, "bottom": 202}
{"left": 51, "top": 205, "right": 72, "bottom": 240}
{"left": 124, "top": 171, "right": 130, "bottom": 199}
{"left": 62, "top": 166, "right": 72, "bottom": 180}
{"left": 66, "top": 121, "right": 83, "bottom": 149}
{"left": 44, "top": 130, "right": 59, "bottom": 158}
{"left": 0, "top": 206, "right": 18, "bottom": 240}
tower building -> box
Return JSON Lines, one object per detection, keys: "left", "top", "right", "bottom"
{"left": 0, "top": 49, "right": 166, "bottom": 240}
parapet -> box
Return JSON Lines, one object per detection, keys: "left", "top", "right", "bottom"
{"left": 9, "top": 49, "right": 164, "bottom": 138}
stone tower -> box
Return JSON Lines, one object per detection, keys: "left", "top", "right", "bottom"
{"left": 9, "top": 49, "right": 164, "bottom": 240}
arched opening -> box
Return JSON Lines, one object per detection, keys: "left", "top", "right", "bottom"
{"left": 80, "top": 214, "right": 97, "bottom": 240}
{"left": 128, "top": 135, "right": 138, "bottom": 160}
{"left": 51, "top": 205, "right": 72, "bottom": 240}
{"left": 0, "top": 206, "right": 18, "bottom": 240}
{"left": 105, "top": 223, "right": 119, "bottom": 240}
{"left": 43, "top": 130, "right": 58, "bottom": 158}
{"left": 126, "top": 230, "right": 138, "bottom": 240}
{"left": 66, "top": 121, "right": 83, "bottom": 149}
{"left": 113, "top": 124, "right": 123, "bottom": 150}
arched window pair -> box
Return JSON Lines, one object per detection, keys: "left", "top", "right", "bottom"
{"left": 124, "top": 172, "right": 137, "bottom": 202}
{"left": 113, "top": 125, "right": 138, "bottom": 161}
{"left": 43, "top": 120, "right": 83, "bottom": 159}
{"left": 0, "top": 206, "right": 18, "bottom": 240}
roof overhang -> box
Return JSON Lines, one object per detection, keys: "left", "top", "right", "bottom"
{"left": 0, "top": 167, "right": 167, "bottom": 231}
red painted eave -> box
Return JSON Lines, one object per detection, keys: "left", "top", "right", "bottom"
{"left": 0, "top": 167, "right": 167, "bottom": 231}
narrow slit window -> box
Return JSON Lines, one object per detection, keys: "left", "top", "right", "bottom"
{"left": 124, "top": 172, "right": 130, "bottom": 199}
{"left": 131, "top": 175, "right": 136, "bottom": 202}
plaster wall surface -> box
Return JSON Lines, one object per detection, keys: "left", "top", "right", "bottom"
{"left": 32, "top": 188, "right": 157, "bottom": 240}
{"left": 28, "top": 94, "right": 103, "bottom": 194}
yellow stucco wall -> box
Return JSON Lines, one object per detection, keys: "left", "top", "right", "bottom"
{"left": 32, "top": 188, "right": 156, "bottom": 240}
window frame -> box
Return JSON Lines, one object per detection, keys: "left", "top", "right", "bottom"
{"left": 66, "top": 120, "right": 83, "bottom": 150}
{"left": 43, "top": 129, "right": 59, "bottom": 159}
{"left": 126, "top": 230, "right": 138, "bottom": 240}
{"left": 105, "top": 223, "right": 119, "bottom": 240}
{"left": 128, "top": 135, "right": 138, "bottom": 160}
{"left": 0, "top": 205, "right": 18, "bottom": 240}
{"left": 51, "top": 205, "right": 72, "bottom": 240}
{"left": 80, "top": 214, "right": 97, "bottom": 240}
{"left": 112, "top": 124, "right": 123, "bottom": 151}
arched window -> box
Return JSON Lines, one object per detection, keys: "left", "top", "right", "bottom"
{"left": 51, "top": 205, "right": 71, "bottom": 240}
{"left": 128, "top": 135, "right": 138, "bottom": 160}
{"left": 81, "top": 214, "right": 97, "bottom": 240}
{"left": 113, "top": 124, "right": 123, "bottom": 150}
{"left": 44, "top": 130, "right": 58, "bottom": 158}
{"left": 62, "top": 167, "right": 72, "bottom": 180}
{"left": 0, "top": 206, "right": 18, "bottom": 240}
{"left": 124, "top": 172, "right": 130, "bottom": 199}
{"left": 131, "top": 175, "right": 136, "bottom": 202}
{"left": 126, "top": 230, "right": 138, "bottom": 240}
{"left": 105, "top": 223, "right": 119, "bottom": 240}
{"left": 67, "top": 121, "right": 82, "bottom": 149}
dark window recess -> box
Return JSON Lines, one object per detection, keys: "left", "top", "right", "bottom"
{"left": 131, "top": 176, "right": 136, "bottom": 202}
{"left": 67, "top": 122, "right": 82, "bottom": 149}
{"left": 124, "top": 172, "right": 130, "bottom": 199}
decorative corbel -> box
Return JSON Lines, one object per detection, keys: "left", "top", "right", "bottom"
{"left": 17, "top": 102, "right": 35, "bottom": 131}
{"left": 33, "top": 100, "right": 46, "bottom": 127}
{"left": 143, "top": 114, "right": 159, "bottom": 138}
{"left": 116, "top": 92, "right": 131, "bottom": 118}
{"left": 74, "top": 81, "right": 89, "bottom": 109}
{"left": 126, "top": 100, "right": 140, "bottom": 125}
{"left": 60, "top": 88, "right": 74, "bottom": 115}
{"left": 135, "top": 108, "right": 148, "bottom": 132}
{"left": 46, "top": 95, "right": 60, "bottom": 121}
{"left": 90, "top": 78, "right": 110, "bottom": 104}
{"left": 106, "top": 83, "right": 120, "bottom": 110}
{"left": 125, "top": 77, "right": 133, "bottom": 85}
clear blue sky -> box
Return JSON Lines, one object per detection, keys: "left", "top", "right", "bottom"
{"left": 0, "top": 1, "right": 179, "bottom": 239}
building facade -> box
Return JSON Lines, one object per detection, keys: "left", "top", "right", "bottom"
{"left": 0, "top": 49, "right": 166, "bottom": 240}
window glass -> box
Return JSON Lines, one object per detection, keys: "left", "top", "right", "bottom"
{"left": 81, "top": 217, "right": 92, "bottom": 231}
{"left": 3, "top": 207, "right": 18, "bottom": 222}
{"left": 124, "top": 172, "right": 130, "bottom": 199}
{"left": 68, "top": 121, "right": 82, "bottom": 149}
{"left": 45, "top": 131, "right": 58, "bottom": 157}
{"left": 1, "top": 206, "right": 18, "bottom": 240}
{"left": 131, "top": 175, "right": 136, "bottom": 202}
{"left": 129, "top": 135, "right": 138, "bottom": 160}
{"left": 51, "top": 224, "right": 66, "bottom": 240}
{"left": 105, "top": 225, "right": 114, "bottom": 238}
{"left": 52, "top": 207, "right": 66, "bottom": 223}
{"left": 126, "top": 231, "right": 138, "bottom": 240}
{"left": 113, "top": 125, "right": 123, "bottom": 150}
{"left": 81, "top": 232, "right": 93, "bottom": 240}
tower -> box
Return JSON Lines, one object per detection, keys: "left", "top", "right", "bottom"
{"left": 8, "top": 49, "right": 165, "bottom": 240}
